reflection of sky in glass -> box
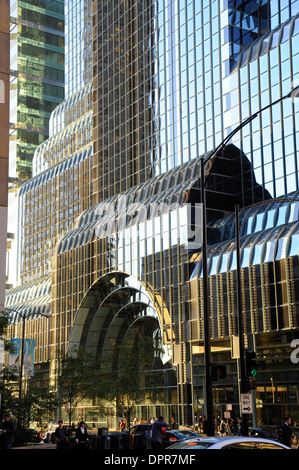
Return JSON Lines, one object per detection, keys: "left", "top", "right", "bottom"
{"left": 210, "top": 254, "right": 220, "bottom": 275}
{"left": 153, "top": 0, "right": 299, "bottom": 201}
{"left": 276, "top": 236, "right": 288, "bottom": 260}
{"left": 289, "top": 202, "right": 299, "bottom": 222}
{"left": 251, "top": 243, "right": 263, "bottom": 265}
{"left": 255, "top": 211, "right": 265, "bottom": 232}
{"left": 241, "top": 245, "right": 251, "bottom": 268}
{"left": 277, "top": 205, "right": 288, "bottom": 226}
{"left": 289, "top": 226, "right": 299, "bottom": 256}
{"left": 219, "top": 252, "right": 230, "bottom": 273}
{"left": 264, "top": 239, "right": 276, "bottom": 262}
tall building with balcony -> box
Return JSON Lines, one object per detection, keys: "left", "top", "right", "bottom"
{"left": 5, "top": 0, "right": 299, "bottom": 428}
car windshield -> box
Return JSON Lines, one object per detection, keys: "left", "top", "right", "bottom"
{"left": 250, "top": 428, "right": 272, "bottom": 437}
{"left": 169, "top": 431, "right": 188, "bottom": 439}
{"left": 130, "top": 425, "right": 150, "bottom": 433}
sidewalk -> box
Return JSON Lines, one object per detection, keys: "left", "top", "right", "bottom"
{"left": 13, "top": 442, "right": 56, "bottom": 449}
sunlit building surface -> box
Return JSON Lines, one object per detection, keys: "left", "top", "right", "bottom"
{"left": 6, "top": 0, "right": 65, "bottom": 289}
{"left": 5, "top": 0, "right": 299, "bottom": 428}
{"left": 9, "top": 0, "right": 64, "bottom": 182}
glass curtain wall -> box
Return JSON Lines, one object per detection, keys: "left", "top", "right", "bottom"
{"left": 5, "top": 0, "right": 299, "bottom": 428}
{"left": 10, "top": 0, "right": 64, "bottom": 182}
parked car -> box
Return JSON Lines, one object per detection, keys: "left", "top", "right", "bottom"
{"left": 43, "top": 425, "right": 58, "bottom": 443}
{"left": 248, "top": 427, "right": 276, "bottom": 440}
{"left": 167, "top": 436, "right": 291, "bottom": 450}
{"left": 178, "top": 429, "right": 200, "bottom": 439}
{"left": 30, "top": 429, "right": 43, "bottom": 443}
{"left": 161, "top": 430, "right": 191, "bottom": 448}
{"left": 129, "top": 424, "right": 195, "bottom": 449}
{"left": 130, "top": 423, "right": 152, "bottom": 435}
{"left": 129, "top": 423, "right": 152, "bottom": 449}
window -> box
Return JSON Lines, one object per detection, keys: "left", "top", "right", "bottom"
{"left": 222, "top": 441, "right": 257, "bottom": 449}
{"left": 256, "top": 442, "right": 285, "bottom": 449}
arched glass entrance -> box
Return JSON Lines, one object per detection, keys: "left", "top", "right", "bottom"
{"left": 68, "top": 272, "right": 178, "bottom": 428}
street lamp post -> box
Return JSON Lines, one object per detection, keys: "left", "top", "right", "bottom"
{"left": 200, "top": 86, "right": 299, "bottom": 437}
{"left": 4, "top": 308, "right": 51, "bottom": 427}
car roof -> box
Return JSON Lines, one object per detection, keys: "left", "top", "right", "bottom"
{"left": 168, "top": 436, "right": 290, "bottom": 449}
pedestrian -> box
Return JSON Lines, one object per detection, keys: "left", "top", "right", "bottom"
{"left": 55, "top": 420, "right": 68, "bottom": 449}
{"left": 151, "top": 416, "right": 168, "bottom": 451}
{"left": 281, "top": 416, "right": 292, "bottom": 447}
{"left": 236, "top": 417, "right": 243, "bottom": 435}
{"left": 1, "top": 413, "right": 15, "bottom": 449}
{"left": 228, "top": 418, "right": 234, "bottom": 435}
{"left": 120, "top": 418, "right": 126, "bottom": 432}
{"left": 75, "top": 421, "right": 90, "bottom": 449}
{"left": 219, "top": 419, "right": 226, "bottom": 436}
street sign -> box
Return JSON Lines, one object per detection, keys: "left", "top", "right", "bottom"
{"left": 241, "top": 393, "right": 252, "bottom": 414}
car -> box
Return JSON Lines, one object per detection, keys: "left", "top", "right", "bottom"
{"left": 178, "top": 429, "right": 200, "bottom": 439}
{"left": 129, "top": 424, "right": 196, "bottom": 449}
{"left": 248, "top": 427, "right": 276, "bottom": 440}
{"left": 130, "top": 423, "right": 152, "bottom": 435}
{"left": 161, "top": 430, "right": 191, "bottom": 448}
{"left": 167, "top": 436, "right": 291, "bottom": 450}
{"left": 129, "top": 423, "right": 152, "bottom": 449}
{"left": 43, "top": 425, "right": 58, "bottom": 443}
{"left": 29, "top": 429, "right": 43, "bottom": 443}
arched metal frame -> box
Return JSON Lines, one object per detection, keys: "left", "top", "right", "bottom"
{"left": 68, "top": 272, "right": 165, "bottom": 364}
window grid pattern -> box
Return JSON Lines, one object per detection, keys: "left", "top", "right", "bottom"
{"left": 4, "top": 0, "right": 299, "bottom": 419}
{"left": 191, "top": 193, "right": 299, "bottom": 339}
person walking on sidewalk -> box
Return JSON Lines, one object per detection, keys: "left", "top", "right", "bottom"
{"left": 151, "top": 416, "right": 168, "bottom": 451}
{"left": 281, "top": 416, "right": 292, "bottom": 447}
{"left": 1, "top": 413, "right": 15, "bottom": 449}
{"left": 55, "top": 420, "right": 68, "bottom": 449}
{"left": 75, "top": 421, "right": 90, "bottom": 449}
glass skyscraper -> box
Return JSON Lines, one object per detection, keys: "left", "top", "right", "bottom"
{"left": 5, "top": 0, "right": 299, "bottom": 429}
{"left": 6, "top": 0, "right": 65, "bottom": 289}
{"left": 9, "top": 0, "right": 65, "bottom": 182}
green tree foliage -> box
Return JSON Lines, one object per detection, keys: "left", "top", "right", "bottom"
{"left": 17, "top": 373, "right": 58, "bottom": 430}
{"left": 98, "top": 338, "right": 166, "bottom": 432}
{"left": 57, "top": 346, "right": 103, "bottom": 432}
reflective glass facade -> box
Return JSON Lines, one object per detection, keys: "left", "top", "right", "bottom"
{"left": 5, "top": 0, "right": 299, "bottom": 429}
{"left": 10, "top": 0, "right": 64, "bottom": 182}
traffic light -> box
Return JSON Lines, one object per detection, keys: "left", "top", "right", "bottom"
{"left": 211, "top": 364, "right": 227, "bottom": 381}
{"left": 249, "top": 377, "right": 257, "bottom": 389}
{"left": 245, "top": 349, "right": 257, "bottom": 377}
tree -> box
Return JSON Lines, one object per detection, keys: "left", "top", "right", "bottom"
{"left": 17, "top": 372, "right": 58, "bottom": 430}
{"left": 0, "top": 311, "right": 19, "bottom": 417}
{"left": 57, "top": 346, "right": 103, "bottom": 439}
{"left": 0, "top": 310, "right": 10, "bottom": 336}
{"left": 98, "top": 337, "right": 166, "bottom": 442}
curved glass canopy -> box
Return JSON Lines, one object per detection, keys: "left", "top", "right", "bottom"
{"left": 5, "top": 277, "right": 52, "bottom": 322}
